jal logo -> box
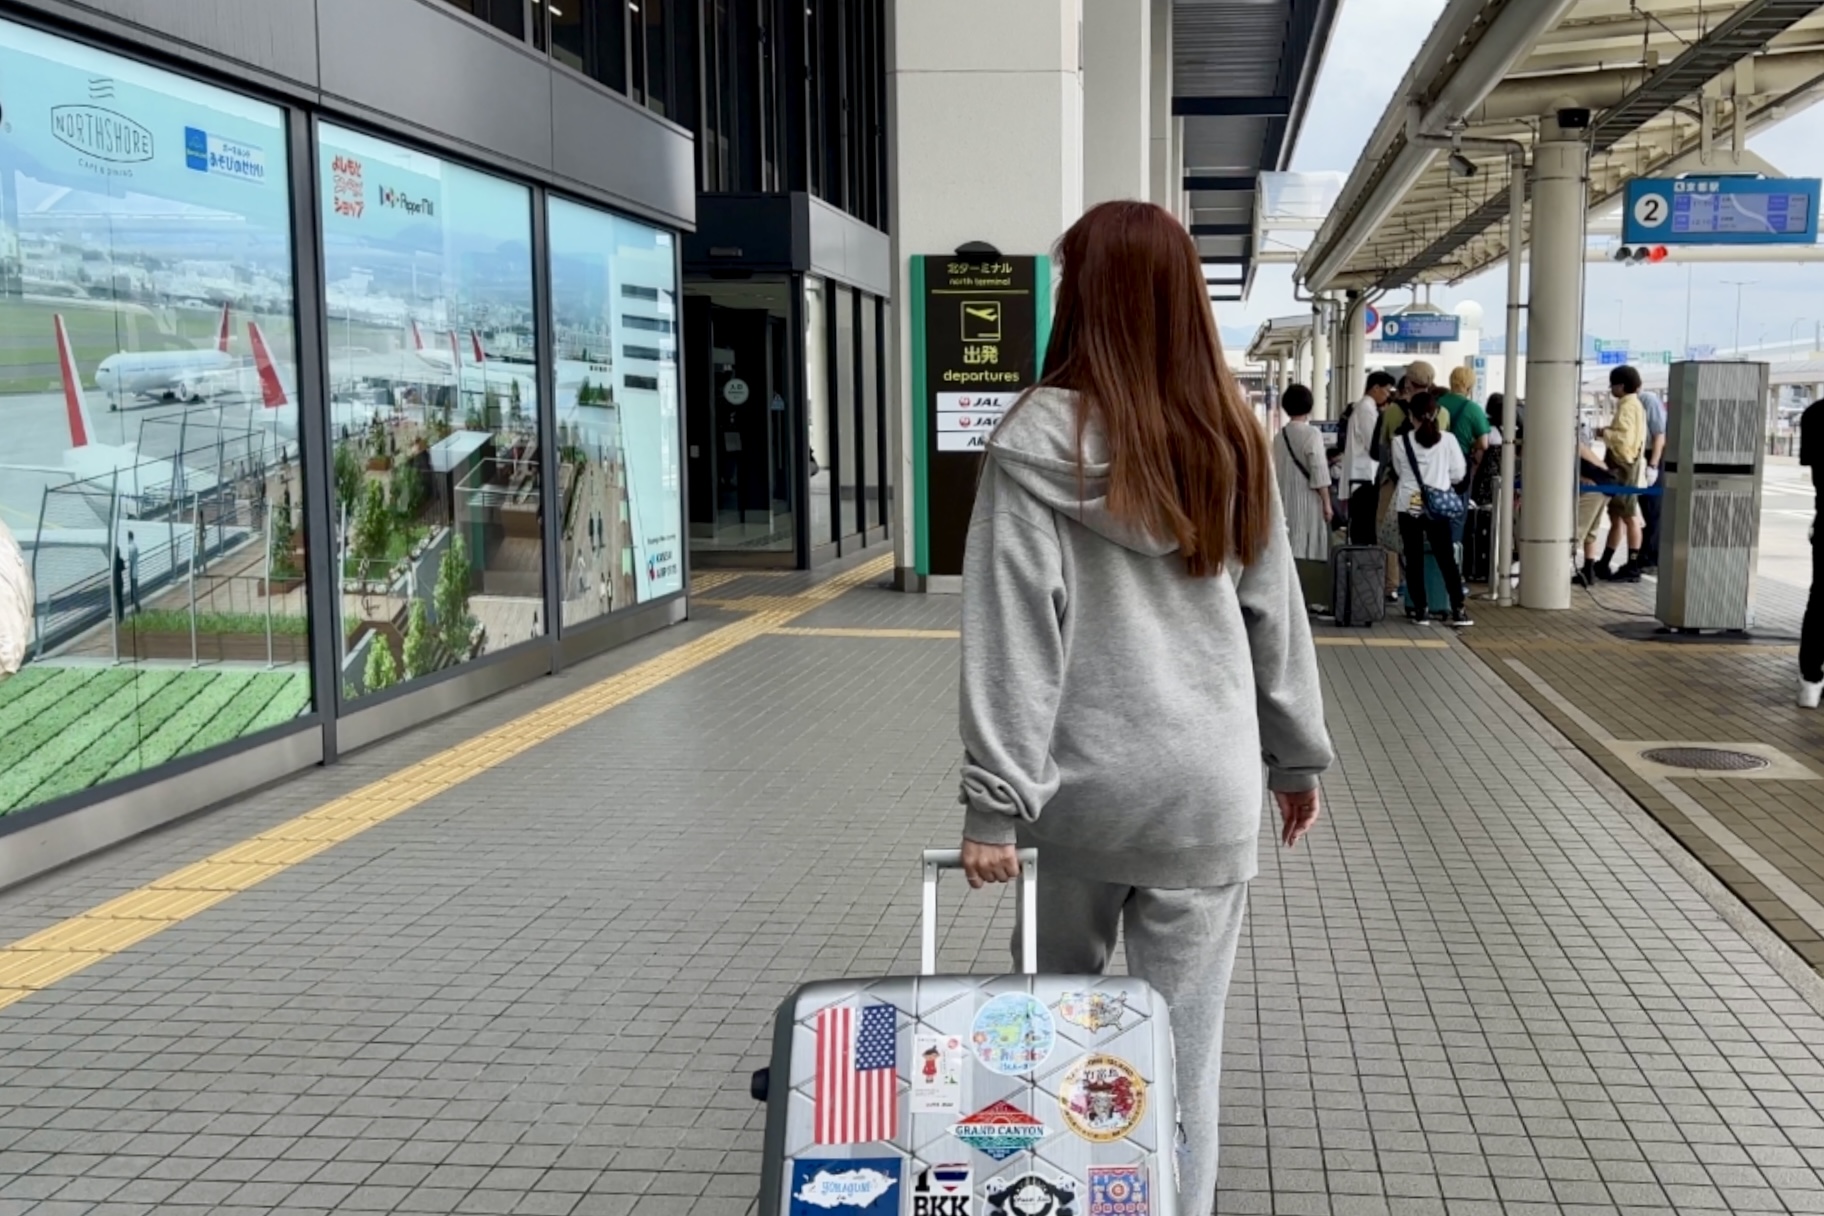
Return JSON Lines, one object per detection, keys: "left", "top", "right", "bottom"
{"left": 51, "top": 102, "right": 153, "bottom": 163}
{"left": 380, "top": 186, "right": 435, "bottom": 217}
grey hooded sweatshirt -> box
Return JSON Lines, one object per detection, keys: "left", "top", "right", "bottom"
{"left": 959, "top": 388, "right": 1334, "bottom": 889}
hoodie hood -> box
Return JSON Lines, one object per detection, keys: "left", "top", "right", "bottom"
{"left": 987, "top": 388, "right": 1178, "bottom": 557}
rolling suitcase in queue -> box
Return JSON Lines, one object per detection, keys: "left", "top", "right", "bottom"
{"left": 1461, "top": 504, "right": 1493, "bottom": 586}
{"left": 1330, "top": 546, "right": 1386, "bottom": 627}
{"left": 753, "top": 850, "right": 1182, "bottom": 1216}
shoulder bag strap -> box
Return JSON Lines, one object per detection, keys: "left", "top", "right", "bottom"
{"left": 1281, "top": 429, "right": 1312, "bottom": 483}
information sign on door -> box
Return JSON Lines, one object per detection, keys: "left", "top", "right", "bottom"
{"left": 912, "top": 255, "right": 1047, "bottom": 580}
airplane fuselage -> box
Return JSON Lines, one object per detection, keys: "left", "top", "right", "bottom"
{"left": 94, "top": 349, "right": 238, "bottom": 404}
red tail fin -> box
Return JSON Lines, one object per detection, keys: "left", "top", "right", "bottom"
{"left": 448, "top": 329, "right": 463, "bottom": 374}
{"left": 471, "top": 330, "right": 486, "bottom": 364}
{"left": 247, "top": 322, "right": 288, "bottom": 409}
{"left": 410, "top": 318, "right": 425, "bottom": 351}
{"left": 216, "top": 303, "right": 232, "bottom": 354}
{"left": 53, "top": 315, "right": 93, "bottom": 449}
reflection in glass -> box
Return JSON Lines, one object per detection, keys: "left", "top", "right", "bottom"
{"left": 860, "top": 297, "right": 881, "bottom": 533}
{"left": 804, "top": 279, "right": 832, "bottom": 546}
{"left": 833, "top": 284, "right": 859, "bottom": 539}
{"left": 318, "top": 125, "right": 542, "bottom": 702}
{"left": 0, "top": 18, "right": 311, "bottom": 817}
{"left": 548, "top": 197, "right": 682, "bottom": 627}
{"left": 684, "top": 278, "right": 795, "bottom": 557}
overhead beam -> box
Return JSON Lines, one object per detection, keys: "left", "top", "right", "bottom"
{"left": 1172, "top": 96, "right": 1289, "bottom": 117}
{"left": 1184, "top": 175, "right": 1257, "bottom": 192}
{"left": 1190, "top": 223, "right": 1252, "bottom": 236}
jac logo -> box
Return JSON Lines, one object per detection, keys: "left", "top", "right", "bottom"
{"left": 51, "top": 104, "right": 153, "bottom": 163}
{"left": 380, "top": 186, "right": 435, "bottom": 217}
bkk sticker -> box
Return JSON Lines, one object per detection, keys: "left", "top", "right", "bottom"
{"left": 984, "top": 1173, "right": 1078, "bottom": 1216}
{"left": 790, "top": 1159, "right": 903, "bottom": 1216}
{"left": 1058, "top": 1055, "right": 1147, "bottom": 1143}
{"left": 1086, "top": 1167, "right": 1148, "bottom": 1216}
{"left": 912, "top": 1032, "right": 967, "bottom": 1113}
{"left": 1056, "top": 991, "right": 1133, "bottom": 1035}
{"left": 950, "top": 1099, "right": 1051, "bottom": 1161}
{"left": 912, "top": 1164, "right": 973, "bottom": 1216}
{"left": 970, "top": 993, "right": 1054, "bottom": 1075}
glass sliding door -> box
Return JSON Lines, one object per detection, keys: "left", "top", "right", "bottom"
{"left": 832, "top": 283, "right": 860, "bottom": 540}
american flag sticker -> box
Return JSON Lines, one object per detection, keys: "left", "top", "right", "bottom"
{"left": 814, "top": 1003, "right": 899, "bottom": 1144}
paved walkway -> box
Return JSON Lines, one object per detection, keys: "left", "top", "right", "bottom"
{"left": 1463, "top": 574, "right": 1824, "bottom": 974}
{"left": 0, "top": 566, "right": 1821, "bottom": 1216}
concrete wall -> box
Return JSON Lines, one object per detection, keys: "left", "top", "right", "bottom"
{"left": 9, "top": 0, "right": 696, "bottom": 228}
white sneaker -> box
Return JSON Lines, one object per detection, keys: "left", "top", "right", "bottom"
{"left": 1800, "top": 679, "right": 1824, "bottom": 710}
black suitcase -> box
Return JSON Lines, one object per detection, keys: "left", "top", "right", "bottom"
{"left": 1462, "top": 505, "right": 1493, "bottom": 585}
{"left": 1330, "top": 545, "right": 1385, "bottom": 627}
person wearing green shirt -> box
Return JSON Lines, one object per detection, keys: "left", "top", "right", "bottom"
{"left": 1440, "top": 365, "right": 1491, "bottom": 492}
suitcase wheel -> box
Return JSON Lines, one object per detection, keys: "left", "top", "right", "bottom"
{"left": 750, "top": 1067, "right": 769, "bottom": 1102}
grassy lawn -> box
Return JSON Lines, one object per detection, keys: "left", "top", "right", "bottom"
{"left": 0, "top": 666, "right": 313, "bottom": 814}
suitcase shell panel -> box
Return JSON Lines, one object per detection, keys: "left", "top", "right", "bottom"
{"left": 759, "top": 975, "right": 1181, "bottom": 1216}
{"left": 1330, "top": 545, "right": 1385, "bottom": 627}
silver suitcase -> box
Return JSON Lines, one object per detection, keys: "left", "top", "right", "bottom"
{"left": 753, "top": 850, "right": 1182, "bottom": 1216}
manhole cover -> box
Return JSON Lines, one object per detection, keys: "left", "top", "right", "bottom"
{"left": 1640, "top": 746, "right": 1771, "bottom": 773}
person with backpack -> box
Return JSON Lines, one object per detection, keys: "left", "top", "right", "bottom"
{"left": 1272, "top": 384, "right": 1332, "bottom": 561}
{"left": 957, "top": 200, "right": 1334, "bottom": 1216}
{"left": 1390, "top": 390, "right": 1470, "bottom": 627}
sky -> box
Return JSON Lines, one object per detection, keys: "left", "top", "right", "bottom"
{"left": 1219, "top": 0, "right": 1824, "bottom": 359}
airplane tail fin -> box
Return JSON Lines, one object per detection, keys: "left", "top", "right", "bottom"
{"left": 410, "top": 318, "right": 425, "bottom": 351}
{"left": 52, "top": 314, "right": 94, "bottom": 449}
{"left": 448, "top": 329, "right": 463, "bottom": 374}
{"left": 471, "top": 330, "right": 486, "bottom": 364}
{"left": 247, "top": 322, "right": 289, "bottom": 409}
{"left": 216, "top": 302, "right": 232, "bottom": 354}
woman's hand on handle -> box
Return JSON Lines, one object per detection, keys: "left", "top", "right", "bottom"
{"left": 1274, "top": 788, "right": 1322, "bottom": 848}
{"left": 961, "top": 838, "right": 1021, "bottom": 889}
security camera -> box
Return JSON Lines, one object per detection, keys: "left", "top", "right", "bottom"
{"left": 1555, "top": 107, "right": 1592, "bottom": 130}
{"left": 1448, "top": 152, "right": 1478, "bottom": 178}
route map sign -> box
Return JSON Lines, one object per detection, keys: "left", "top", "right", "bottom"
{"left": 1379, "top": 313, "right": 1460, "bottom": 343}
{"left": 1625, "top": 175, "right": 1821, "bottom": 246}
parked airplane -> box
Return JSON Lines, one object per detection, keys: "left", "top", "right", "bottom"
{"left": 92, "top": 303, "right": 240, "bottom": 407}
{"left": 248, "top": 321, "right": 384, "bottom": 440}
{"left": 405, "top": 320, "right": 616, "bottom": 416}
{"left": 3, "top": 316, "right": 219, "bottom": 509}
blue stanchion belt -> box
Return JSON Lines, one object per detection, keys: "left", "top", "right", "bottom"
{"left": 1581, "top": 483, "right": 1664, "bottom": 498}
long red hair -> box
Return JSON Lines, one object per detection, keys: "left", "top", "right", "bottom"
{"left": 1034, "top": 200, "right": 1272, "bottom": 576}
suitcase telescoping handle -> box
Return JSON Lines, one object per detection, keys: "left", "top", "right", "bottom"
{"left": 920, "top": 847, "right": 1039, "bottom": 977}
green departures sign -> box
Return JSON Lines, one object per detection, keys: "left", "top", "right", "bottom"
{"left": 911, "top": 255, "right": 1050, "bottom": 580}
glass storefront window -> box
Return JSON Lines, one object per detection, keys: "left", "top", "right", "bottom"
{"left": 547, "top": 197, "right": 682, "bottom": 626}
{"left": 550, "top": 0, "right": 627, "bottom": 94}
{"left": 860, "top": 296, "right": 881, "bottom": 533}
{"left": 0, "top": 17, "right": 312, "bottom": 816}
{"left": 804, "top": 279, "right": 832, "bottom": 546}
{"left": 833, "top": 283, "right": 860, "bottom": 540}
{"left": 684, "top": 278, "right": 796, "bottom": 557}
{"left": 318, "top": 125, "right": 541, "bottom": 702}
{"left": 443, "top": 0, "right": 526, "bottom": 40}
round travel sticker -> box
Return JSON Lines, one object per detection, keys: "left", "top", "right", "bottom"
{"left": 1058, "top": 1054, "right": 1147, "bottom": 1142}
{"left": 970, "top": 993, "right": 1055, "bottom": 1076}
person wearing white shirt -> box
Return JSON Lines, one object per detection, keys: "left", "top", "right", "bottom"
{"left": 1390, "top": 391, "right": 1470, "bottom": 628}
{"left": 1342, "top": 371, "right": 1396, "bottom": 544}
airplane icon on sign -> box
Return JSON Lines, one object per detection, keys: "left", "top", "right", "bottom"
{"left": 961, "top": 301, "right": 1002, "bottom": 342}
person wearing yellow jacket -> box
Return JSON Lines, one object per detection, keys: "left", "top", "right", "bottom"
{"left": 1596, "top": 365, "right": 1650, "bottom": 582}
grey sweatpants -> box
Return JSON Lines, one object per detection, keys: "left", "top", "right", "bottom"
{"left": 1022, "top": 872, "right": 1248, "bottom": 1216}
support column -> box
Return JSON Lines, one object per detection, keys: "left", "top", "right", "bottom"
{"left": 1517, "top": 125, "right": 1589, "bottom": 610}
{"left": 1149, "top": 0, "right": 1174, "bottom": 210}
{"left": 1309, "top": 301, "right": 1331, "bottom": 420}
{"left": 888, "top": 0, "right": 1084, "bottom": 588}
{"left": 1339, "top": 295, "right": 1368, "bottom": 417}
{"left": 1084, "top": 0, "right": 1150, "bottom": 206}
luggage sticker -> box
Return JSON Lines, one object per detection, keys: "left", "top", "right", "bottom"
{"left": 950, "top": 1099, "right": 1051, "bottom": 1160}
{"left": 910, "top": 1032, "right": 966, "bottom": 1114}
{"left": 912, "top": 1164, "right": 972, "bottom": 1216}
{"left": 983, "top": 1173, "right": 1078, "bottom": 1216}
{"left": 969, "top": 993, "right": 1054, "bottom": 1075}
{"left": 1057, "top": 1054, "right": 1147, "bottom": 1143}
{"left": 1054, "top": 991, "right": 1133, "bottom": 1035}
{"left": 1086, "top": 1166, "right": 1148, "bottom": 1216}
{"left": 789, "top": 1158, "right": 902, "bottom": 1216}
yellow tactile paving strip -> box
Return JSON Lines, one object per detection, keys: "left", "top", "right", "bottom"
{"left": 0, "top": 556, "right": 892, "bottom": 1011}
{"left": 772, "top": 627, "right": 963, "bottom": 640}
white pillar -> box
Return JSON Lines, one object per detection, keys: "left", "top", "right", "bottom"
{"left": 1340, "top": 295, "right": 1368, "bottom": 416}
{"left": 1517, "top": 125, "right": 1589, "bottom": 610}
{"left": 1149, "top": 0, "right": 1174, "bottom": 210}
{"left": 1309, "top": 302, "right": 1331, "bottom": 421}
{"left": 1083, "top": 0, "right": 1150, "bottom": 206}
{"left": 888, "top": 0, "right": 1085, "bottom": 586}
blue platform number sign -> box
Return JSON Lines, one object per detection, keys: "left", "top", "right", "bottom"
{"left": 1378, "top": 313, "right": 1460, "bottom": 344}
{"left": 1625, "top": 175, "right": 1822, "bottom": 246}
